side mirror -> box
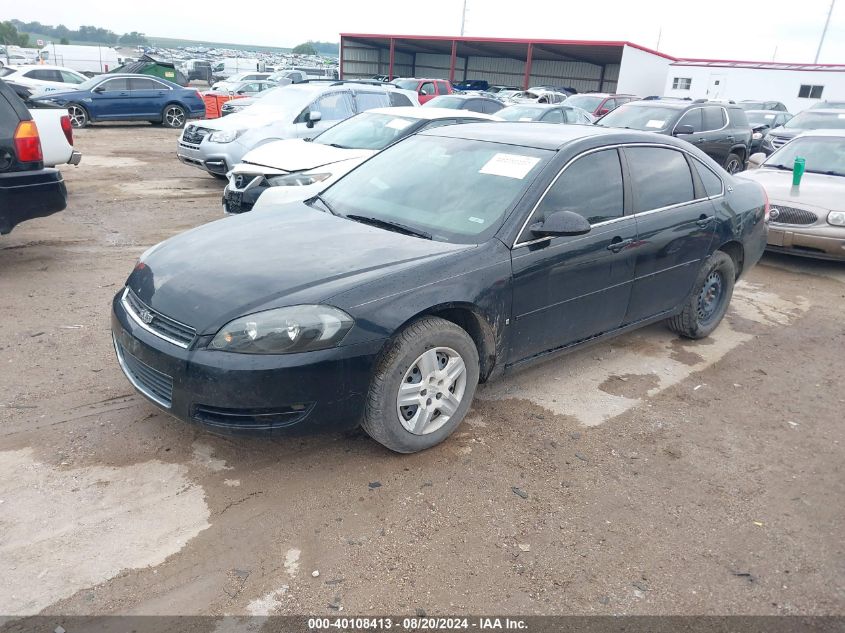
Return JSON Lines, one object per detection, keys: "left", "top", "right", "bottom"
{"left": 747, "top": 153, "right": 767, "bottom": 169}
{"left": 92, "top": 85, "right": 105, "bottom": 93}
{"left": 306, "top": 110, "right": 322, "bottom": 128}
{"left": 674, "top": 124, "right": 695, "bottom": 136}
{"left": 597, "top": 108, "right": 609, "bottom": 116}
{"left": 530, "top": 210, "right": 591, "bottom": 237}
{"left": 419, "top": 89, "right": 428, "bottom": 96}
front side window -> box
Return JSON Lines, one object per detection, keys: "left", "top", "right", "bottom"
{"left": 672, "top": 77, "right": 692, "bottom": 90}
{"left": 312, "top": 91, "right": 354, "bottom": 121}
{"left": 436, "top": 81, "right": 450, "bottom": 94}
{"left": 533, "top": 149, "right": 624, "bottom": 226}
{"left": 420, "top": 82, "right": 436, "bottom": 96}
{"left": 701, "top": 107, "right": 726, "bottom": 131}
{"left": 676, "top": 108, "right": 703, "bottom": 133}
{"left": 625, "top": 147, "right": 695, "bottom": 213}
{"left": 98, "top": 78, "right": 129, "bottom": 91}
{"left": 321, "top": 135, "right": 551, "bottom": 244}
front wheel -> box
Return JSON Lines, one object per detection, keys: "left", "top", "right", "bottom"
{"left": 67, "top": 104, "right": 89, "bottom": 128}
{"left": 666, "top": 251, "right": 736, "bottom": 339}
{"left": 361, "top": 316, "right": 480, "bottom": 453}
{"left": 162, "top": 104, "right": 187, "bottom": 129}
{"left": 724, "top": 152, "right": 744, "bottom": 174}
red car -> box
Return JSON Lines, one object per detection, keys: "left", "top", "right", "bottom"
{"left": 565, "top": 93, "right": 638, "bottom": 118}
{"left": 390, "top": 78, "right": 453, "bottom": 104}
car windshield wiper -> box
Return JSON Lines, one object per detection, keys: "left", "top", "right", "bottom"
{"left": 326, "top": 143, "right": 350, "bottom": 149}
{"left": 767, "top": 164, "right": 792, "bottom": 170}
{"left": 346, "top": 214, "right": 432, "bottom": 240}
{"left": 308, "top": 193, "right": 337, "bottom": 216}
{"left": 807, "top": 169, "right": 845, "bottom": 177}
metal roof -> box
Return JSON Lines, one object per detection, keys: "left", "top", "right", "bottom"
{"left": 672, "top": 59, "right": 845, "bottom": 72}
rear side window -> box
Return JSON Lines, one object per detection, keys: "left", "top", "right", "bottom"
{"left": 535, "top": 149, "right": 624, "bottom": 225}
{"left": 692, "top": 160, "right": 723, "bottom": 197}
{"left": 355, "top": 91, "right": 390, "bottom": 111}
{"left": 676, "top": 108, "right": 703, "bottom": 132}
{"left": 60, "top": 70, "right": 84, "bottom": 84}
{"left": 313, "top": 91, "right": 354, "bottom": 121}
{"left": 728, "top": 107, "right": 749, "bottom": 127}
{"left": 129, "top": 77, "right": 161, "bottom": 90}
{"left": 625, "top": 147, "right": 695, "bottom": 212}
{"left": 702, "top": 107, "right": 726, "bottom": 131}
{"left": 436, "top": 81, "right": 450, "bottom": 94}
{"left": 388, "top": 92, "right": 413, "bottom": 107}
{"left": 481, "top": 100, "right": 503, "bottom": 114}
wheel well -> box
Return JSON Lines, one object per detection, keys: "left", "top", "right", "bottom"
{"left": 719, "top": 240, "right": 744, "bottom": 279}
{"left": 162, "top": 101, "right": 185, "bottom": 112}
{"left": 414, "top": 305, "right": 498, "bottom": 382}
{"left": 730, "top": 146, "right": 746, "bottom": 161}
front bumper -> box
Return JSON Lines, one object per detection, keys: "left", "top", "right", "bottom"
{"left": 111, "top": 291, "right": 384, "bottom": 435}
{"left": 766, "top": 224, "right": 845, "bottom": 261}
{"left": 177, "top": 137, "right": 244, "bottom": 175}
{"left": 0, "top": 168, "right": 67, "bottom": 235}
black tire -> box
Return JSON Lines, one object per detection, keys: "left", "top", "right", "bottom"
{"left": 67, "top": 104, "right": 89, "bottom": 128}
{"left": 361, "top": 316, "right": 480, "bottom": 453}
{"left": 161, "top": 104, "right": 187, "bottom": 129}
{"left": 724, "top": 152, "right": 744, "bottom": 174}
{"left": 667, "top": 251, "right": 736, "bottom": 339}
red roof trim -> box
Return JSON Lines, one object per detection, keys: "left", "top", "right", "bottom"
{"left": 677, "top": 56, "right": 844, "bottom": 68}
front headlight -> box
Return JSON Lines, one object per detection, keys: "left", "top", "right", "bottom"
{"left": 827, "top": 211, "right": 845, "bottom": 227}
{"left": 752, "top": 132, "right": 763, "bottom": 140}
{"left": 209, "top": 305, "right": 353, "bottom": 354}
{"left": 266, "top": 173, "right": 332, "bottom": 187}
{"left": 208, "top": 129, "right": 244, "bottom": 143}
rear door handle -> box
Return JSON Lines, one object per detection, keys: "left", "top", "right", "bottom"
{"left": 606, "top": 237, "right": 633, "bottom": 253}
{"left": 696, "top": 216, "right": 714, "bottom": 228}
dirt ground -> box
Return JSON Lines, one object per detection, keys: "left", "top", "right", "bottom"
{"left": 0, "top": 125, "right": 843, "bottom": 619}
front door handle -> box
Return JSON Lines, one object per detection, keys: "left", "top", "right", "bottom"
{"left": 606, "top": 237, "right": 633, "bottom": 253}
{"left": 696, "top": 215, "right": 714, "bottom": 228}
{"left": 697, "top": 137, "right": 706, "bottom": 143}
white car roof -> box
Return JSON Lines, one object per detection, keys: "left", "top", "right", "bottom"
{"left": 5, "top": 64, "right": 83, "bottom": 73}
{"left": 367, "top": 106, "right": 499, "bottom": 121}
{"left": 794, "top": 129, "right": 845, "bottom": 138}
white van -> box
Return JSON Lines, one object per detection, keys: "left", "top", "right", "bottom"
{"left": 38, "top": 44, "right": 120, "bottom": 75}
{"left": 211, "top": 58, "right": 262, "bottom": 80}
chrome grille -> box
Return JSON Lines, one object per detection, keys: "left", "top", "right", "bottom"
{"left": 771, "top": 205, "right": 818, "bottom": 225}
{"left": 123, "top": 289, "right": 196, "bottom": 348}
{"left": 770, "top": 135, "right": 790, "bottom": 150}
{"left": 181, "top": 125, "right": 212, "bottom": 148}
{"left": 114, "top": 338, "right": 173, "bottom": 408}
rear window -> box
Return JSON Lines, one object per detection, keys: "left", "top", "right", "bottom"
{"left": 597, "top": 104, "right": 678, "bottom": 131}
{"left": 728, "top": 107, "right": 749, "bottom": 127}
{"left": 388, "top": 92, "right": 413, "bottom": 107}
{"left": 0, "top": 68, "right": 15, "bottom": 78}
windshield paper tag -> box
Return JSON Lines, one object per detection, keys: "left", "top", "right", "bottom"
{"left": 839, "top": 114, "right": 845, "bottom": 119}
{"left": 468, "top": 216, "right": 485, "bottom": 224}
{"left": 645, "top": 119, "right": 665, "bottom": 128}
{"left": 386, "top": 118, "right": 413, "bottom": 130}
{"left": 479, "top": 153, "right": 540, "bottom": 179}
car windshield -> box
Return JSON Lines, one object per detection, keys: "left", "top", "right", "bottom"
{"left": 810, "top": 102, "right": 845, "bottom": 109}
{"left": 746, "top": 111, "right": 779, "bottom": 126}
{"left": 565, "top": 95, "right": 603, "bottom": 111}
{"left": 391, "top": 79, "right": 419, "bottom": 91}
{"left": 75, "top": 76, "right": 107, "bottom": 91}
{"left": 315, "top": 112, "right": 420, "bottom": 150}
{"left": 497, "top": 106, "right": 544, "bottom": 121}
{"left": 765, "top": 136, "right": 845, "bottom": 176}
{"left": 424, "top": 96, "right": 464, "bottom": 109}
{"left": 321, "top": 135, "right": 551, "bottom": 244}
{"left": 596, "top": 104, "right": 676, "bottom": 131}
{"left": 248, "top": 85, "right": 317, "bottom": 116}
{"left": 783, "top": 112, "right": 845, "bottom": 130}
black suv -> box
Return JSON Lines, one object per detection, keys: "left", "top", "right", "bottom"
{"left": 0, "top": 79, "right": 67, "bottom": 235}
{"left": 597, "top": 99, "right": 753, "bottom": 173}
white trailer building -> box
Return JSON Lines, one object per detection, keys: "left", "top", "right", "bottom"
{"left": 663, "top": 60, "right": 845, "bottom": 112}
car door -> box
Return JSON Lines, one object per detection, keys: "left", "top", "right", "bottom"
{"left": 673, "top": 107, "right": 705, "bottom": 151}
{"left": 509, "top": 148, "right": 638, "bottom": 361}
{"left": 698, "top": 106, "right": 730, "bottom": 165}
{"left": 620, "top": 145, "right": 717, "bottom": 323}
{"left": 419, "top": 81, "right": 436, "bottom": 104}
{"left": 295, "top": 90, "right": 354, "bottom": 137}
{"left": 127, "top": 77, "right": 166, "bottom": 117}
{"left": 89, "top": 77, "right": 131, "bottom": 119}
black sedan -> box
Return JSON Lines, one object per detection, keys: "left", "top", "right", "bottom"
{"left": 112, "top": 124, "right": 768, "bottom": 453}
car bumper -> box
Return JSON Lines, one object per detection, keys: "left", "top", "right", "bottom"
{"left": 766, "top": 224, "right": 845, "bottom": 261}
{"left": 0, "top": 168, "right": 67, "bottom": 235}
{"left": 222, "top": 181, "right": 269, "bottom": 214}
{"left": 176, "top": 140, "right": 242, "bottom": 175}
{"left": 69, "top": 150, "right": 82, "bottom": 166}
{"left": 111, "top": 291, "right": 384, "bottom": 436}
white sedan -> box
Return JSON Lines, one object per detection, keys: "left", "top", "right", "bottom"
{"left": 223, "top": 107, "right": 501, "bottom": 214}
{"left": 0, "top": 65, "right": 88, "bottom": 96}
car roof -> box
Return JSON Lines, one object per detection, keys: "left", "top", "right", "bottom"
{"left": 368, "top": 106, "right": 498, "bottom": 120}
{"left": 434, "top": 94, "right": 497, "bottom": 100}
{"left": 804, "top": 109, "right": 845, "bottom": 115}
{"left": 6, "top": 64, "right": 82, "bottom": 72}
{"left": 794, "top": 129, "right": 845, "bottom": 138}
{"left": 421, "top": 121, "right": 630, "bottom": 149}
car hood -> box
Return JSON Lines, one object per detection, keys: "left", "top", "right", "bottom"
{"left": 128, "top": 205, "right": 471, "bottom": 334}
{"left": 738, "top": 168, "right": 845, "bottom": 211}
{"left": 33, "top": 89, "right": 87, "bottom": 102}
{"left": 241, "top": 139, "right": 376, "bottom": 172}
{"left": 767, "top": 126, "right": 801, "bottom": 139}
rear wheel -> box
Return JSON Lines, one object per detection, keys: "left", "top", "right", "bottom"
{"left": 362, "top": 317, "right": 479, "bottom": 453}
{"left": 67, "top": 104, "right": 89, "bottom": 128}
{"left": 666, "top": 251, "right": 736, "bottom": 339}
{"left": 162, "top": 104, "right": 187, "bottom": 129}
{"left": 724, "top": 152, "right": 744, "bottom": 174}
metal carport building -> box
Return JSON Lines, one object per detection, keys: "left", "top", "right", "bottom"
{"left": 339, "top": 34, "right": 675, "bottom": 96}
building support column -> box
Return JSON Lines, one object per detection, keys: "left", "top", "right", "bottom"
{"left": 449, "top": 40, "right": 457, "bottom": 84}
{"left": 339, "top": 39, "right": 345, "bottom": 79}
{"left": 598, "top": 64, "right": 606, "bottom": 91}
{"left": 523, "top": 43, "right": 534, "bottom": 90}
{"left": 388, "top": 38, "right": 395, "bottom": 81}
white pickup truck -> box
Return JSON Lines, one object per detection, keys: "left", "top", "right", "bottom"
{"left": 6, "top": 80, "right": 81, "bottom": 167}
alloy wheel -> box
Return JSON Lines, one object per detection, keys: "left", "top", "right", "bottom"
{"left": 396, "top": 347, "right": 467, "bottom": 435}
{"left": 164, "top": 106, "right": 185, "bottom": 128}
{"left": 68, "top": 105, "right": 87, "bottom": 128}
{"left": 725, "top": 157, "right": 742, "bottom": 174}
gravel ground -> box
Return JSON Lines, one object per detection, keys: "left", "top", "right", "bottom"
{"left": 0, "top": 125, "right": 843, "bottom": 618}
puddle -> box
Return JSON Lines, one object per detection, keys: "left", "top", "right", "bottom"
{"left": 0, "top": 449, "right": 209, "bottom": 615}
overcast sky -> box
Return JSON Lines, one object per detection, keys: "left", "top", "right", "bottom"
{"left": 9, "top": 0, "right": 844, "bottom": 62}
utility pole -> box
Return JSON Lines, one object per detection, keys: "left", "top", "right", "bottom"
{"left": 460, "top": 0, "right": 468, "bottom": 37}
{"left": 656, "top": 27, "right": 662, "bottom": 51}
{"left": 815, "top": 0, "right": 836, "bottom": 63}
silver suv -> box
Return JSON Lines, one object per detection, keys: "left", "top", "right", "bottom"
{"left": 177, "top": 80, "right": 418, "bottom": 178}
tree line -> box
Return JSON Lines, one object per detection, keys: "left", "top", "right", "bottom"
{"left": 5, "top": 19, "right": 149, "bottom": 46}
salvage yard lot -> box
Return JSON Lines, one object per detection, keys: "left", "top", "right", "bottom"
{"left": 0, "top": 125, "right": 843, "bottom": 617}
